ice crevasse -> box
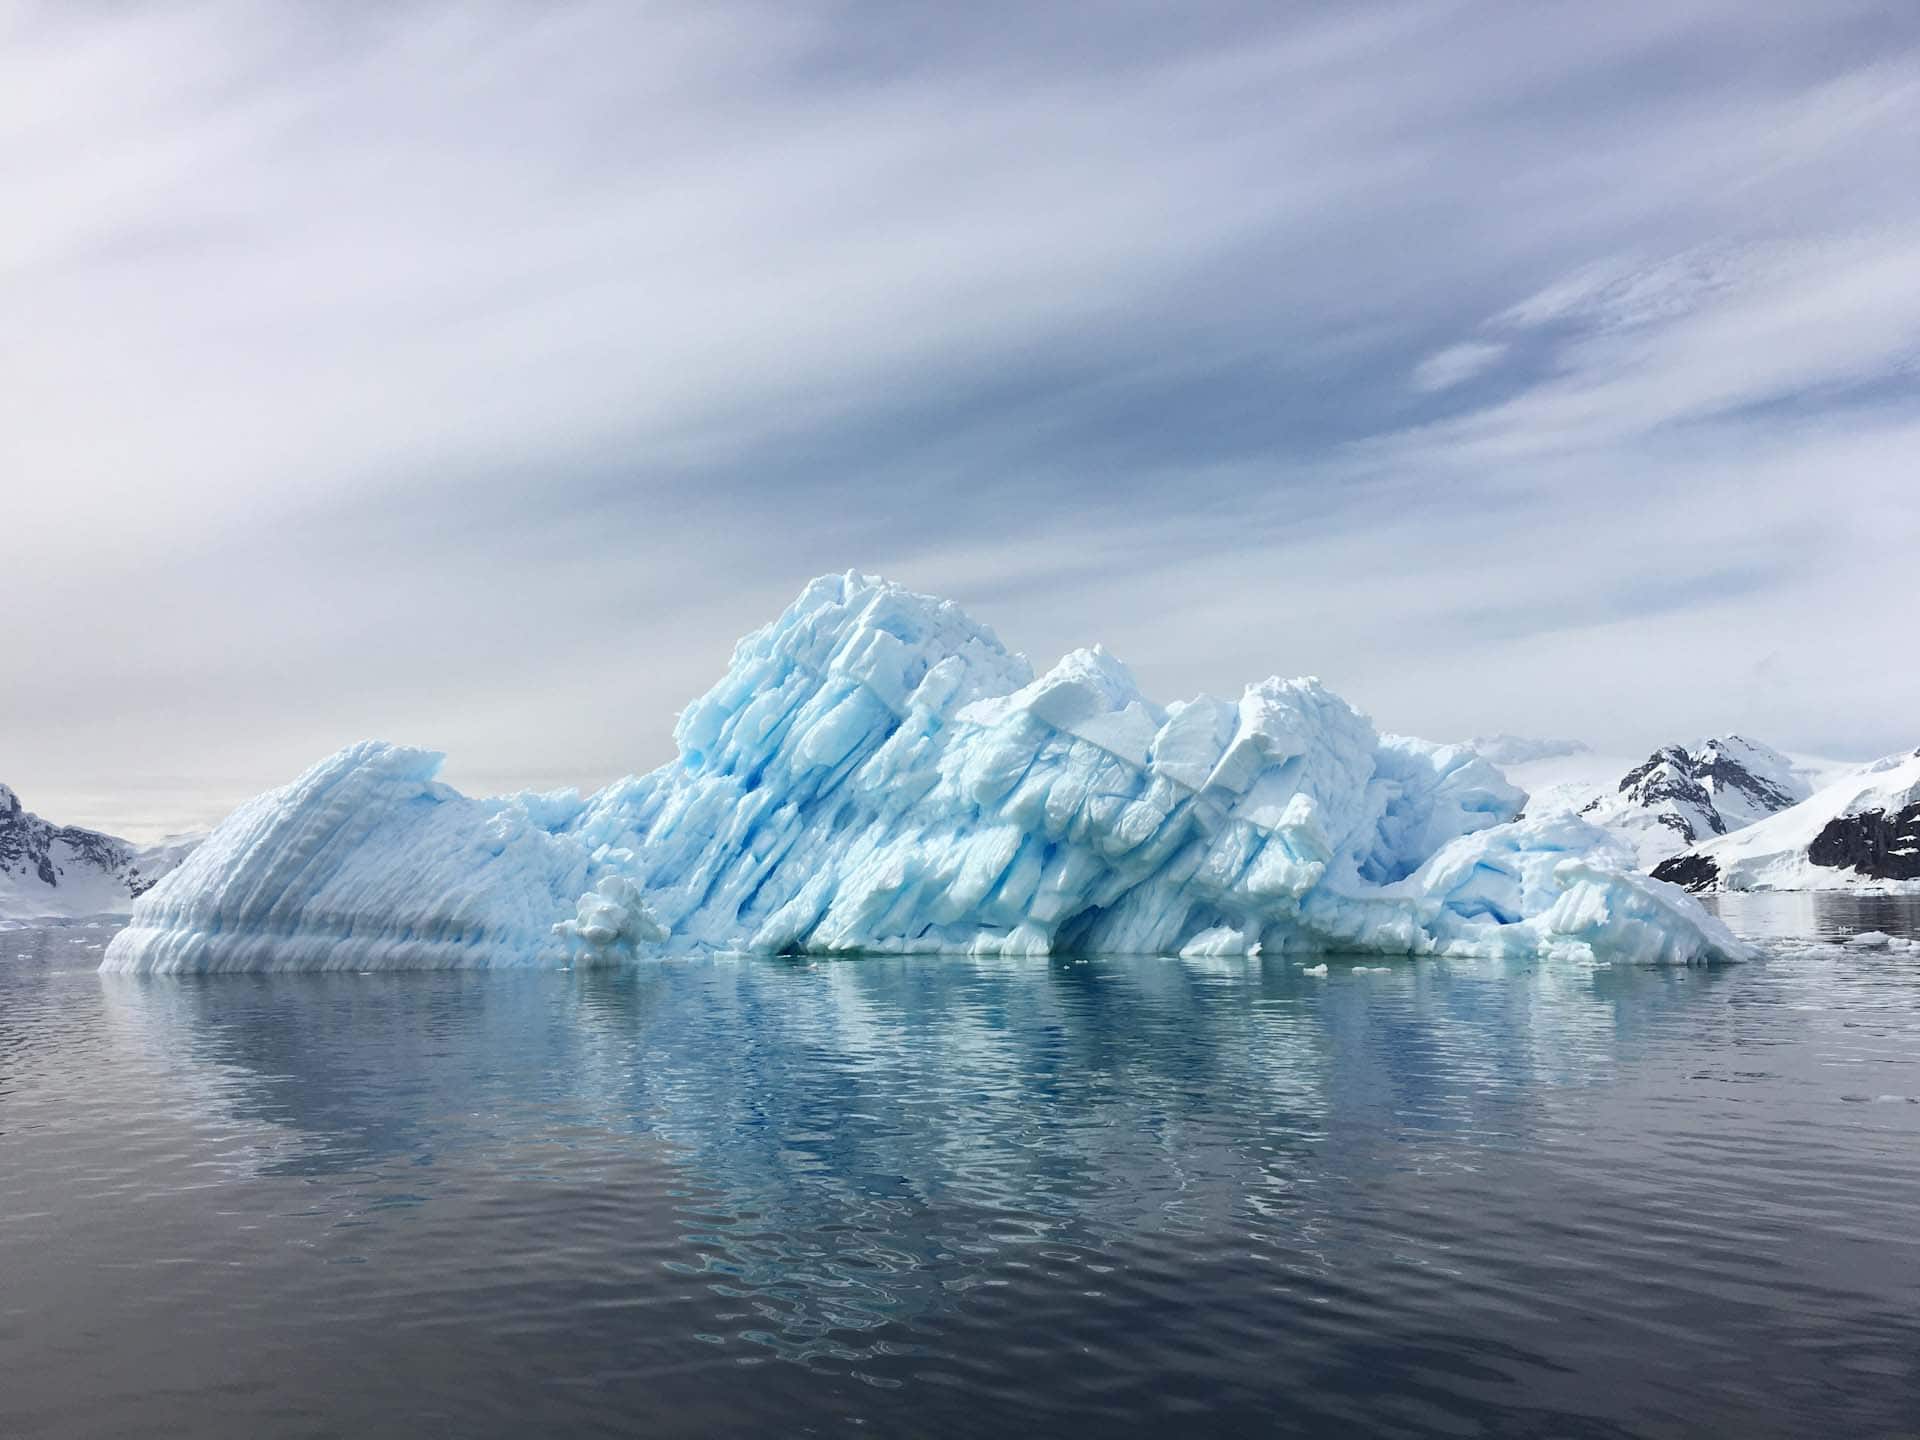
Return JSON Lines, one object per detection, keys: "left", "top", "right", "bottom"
{"left": 103, "top": 573, "right": 1747, "bottom": 973}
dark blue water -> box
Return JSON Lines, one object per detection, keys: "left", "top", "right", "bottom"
{"left": 4, "top": 899, "right": 1919, "bottom": 1438}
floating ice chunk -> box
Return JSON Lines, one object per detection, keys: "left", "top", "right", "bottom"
{"left": 103, "top": 574, "right": 1750, "bottom": 973}
{"left": 1301, "top": 963, "right": 1328, "bottom": 976}
{"left": 555, "top": 873, "right": 669, "bottom": 964}
{"left": 1178, "top": 925, "right": 1262, "bottom": 958}
{"left": 1845, "top": 931, "right": 1894, "bottom": 949}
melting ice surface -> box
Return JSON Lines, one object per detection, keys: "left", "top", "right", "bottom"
{"left": 103, "top": 574, "right": 1744, "bottom": 973}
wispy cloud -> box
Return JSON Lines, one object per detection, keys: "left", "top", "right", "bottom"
{"left": 1411, "top": 341, "right": 1508, "bottom": 393}
{"left": 3, "top": 0, "right": 1919, "bottom": 829}
{"left": 1383, "top": 228, "right": 1920, "bottom": 463}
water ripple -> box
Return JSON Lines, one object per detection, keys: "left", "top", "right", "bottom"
{"left": 2, "top": 899, "right": 1918, "bottom": 1436}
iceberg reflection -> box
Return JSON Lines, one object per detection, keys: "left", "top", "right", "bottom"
{"left": 91, "top": 949, "right": 1727, "bottom": 1361}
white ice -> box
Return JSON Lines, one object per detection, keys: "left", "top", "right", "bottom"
{"left": 102, "top": 573, "right": 1749, "bottom": 973}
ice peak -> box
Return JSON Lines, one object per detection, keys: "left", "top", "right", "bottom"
{"left": 674, "top": 573, "right": 1032, "bottom": 776}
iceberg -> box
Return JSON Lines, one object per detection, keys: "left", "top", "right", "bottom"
{"left": 103, "top": 573, "right": 1747, "bottom": 973}
{"left": 106, "top": 743, "right": 597, "bottom": 972}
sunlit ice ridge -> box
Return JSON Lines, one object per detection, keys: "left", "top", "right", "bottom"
{"left": 102, "top": 573, "right": 1745, "bottom": 974}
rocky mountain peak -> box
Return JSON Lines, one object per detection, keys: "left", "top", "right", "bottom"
{"left": 1, "top": 785, "right": 199, "bottom": 920}
{"left": 1575, "top": 733, "right": 1812, "bottom": 866}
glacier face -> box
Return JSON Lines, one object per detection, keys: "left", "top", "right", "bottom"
{"left": 102, "top": 574, "right": 1748, "bottom": 973}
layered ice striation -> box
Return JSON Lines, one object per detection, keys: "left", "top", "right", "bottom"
{"left": 106, "top": 743, "right": 599, "bottom": 972}
{"left": 103, "top": 574, "right": 1747, "bottom": 972}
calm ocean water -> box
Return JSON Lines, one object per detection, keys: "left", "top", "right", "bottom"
{"left": 4, "top": 899, "right": 1918, "bottom": 1438}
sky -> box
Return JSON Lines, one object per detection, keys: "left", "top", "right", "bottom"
{"left": 5, "top": 0, "right": 1919, "bottom": 839}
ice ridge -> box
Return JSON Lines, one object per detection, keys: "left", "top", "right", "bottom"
{"left": 102, "top": 573, "right": 1747, "bottom": 972}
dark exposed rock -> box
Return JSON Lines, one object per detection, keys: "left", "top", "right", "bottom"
{"left": 1657, "top": 810, "right": 1698, "bottom": 840}
{"left": 1693, "top": 743, "right": 1799, "bottom": 817}
{"left": 1, "top": 782, "right": 191, "bottom": 914}
{"left": 1609, "top": 746, "right": 1723, "bottom": 843}
{"left": 1650, "top": 852, "right": 1721, "bottom": 892}
{"left": 1588, "top": 736, "right": 1809, "bottom": 864}
{"left": 1807, "top": 803, "right": 1920, "bottom": 881}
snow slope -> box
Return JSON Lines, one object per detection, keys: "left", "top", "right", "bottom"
{"left": 1501, "top": 737, "right": 1849, "bottom": 869}
{"left": 1651, "top": 752, "right": 1920, "bottom": 893}
{"left": 1575, "top": 736, "right": 1808, "bottom": 868}
{"left": 0, "top": 784, "right": 198, "bottom": 923}
{"left": 103, "top": 574, "right": 1746, "bottom": 973}
{"left": 1497, "top": 748, "right": 1637, "bottom": 824}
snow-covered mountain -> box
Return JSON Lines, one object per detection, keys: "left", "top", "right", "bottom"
{"left": 1577, "top": 736, "right": 1810, "bottom": 868}
{"left": 1651, "top": 751, "right": 1920, "bottom": 893}
{"left": 1490, "top": 735, "right": 1838, "bottom": 870}
{"left": 0, "top": 784, "right": 199, "bottom": 922}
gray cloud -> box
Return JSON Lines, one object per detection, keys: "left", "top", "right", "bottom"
{"left": 4, "top": 0, "right": 1919, "bottom": 836}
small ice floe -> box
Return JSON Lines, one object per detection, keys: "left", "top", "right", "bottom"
{"left": 555, "top": 874, "right": 669, "bottom": 964}
{"left": 1351, "top": 965, "right": 1391, "bottom": 974}
{"left": 1846, "top": 931, "right": 1895, "bottom": 950}
{"left": 1300, "top": 963, "right": 1328, "bottom": 977}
